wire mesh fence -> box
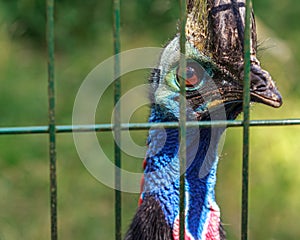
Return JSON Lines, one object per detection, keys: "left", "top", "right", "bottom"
{"left": 0, "top": 0, "right": 300, "bottom": 240}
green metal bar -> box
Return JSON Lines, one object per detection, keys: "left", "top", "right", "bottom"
{"left": 242, "top": 0, "right": 252, "bottom": 239}
{"left": 179, "top": 0, "right": 187, "bottom": 239}
{"left": 46, "top": 0, "right": 57, "bottom": 239}
{"left": 113, "top": 0, "right": 122, "bottom": 239}
{"left": 0, "top": 119, "right": 300, "bottom": 135}
{"left": 0, "top": 126, "right": 49, "bottom": 135}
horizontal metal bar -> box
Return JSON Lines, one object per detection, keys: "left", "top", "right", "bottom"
{"left": 0, "top": 119, "right": 299, "bottom": 135}
{"left": 0, "top": 126, "right": 49, "bottom": 134}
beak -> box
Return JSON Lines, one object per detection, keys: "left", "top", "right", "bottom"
{"left": 247, "top": 63, "right": 282, "bottom": 108}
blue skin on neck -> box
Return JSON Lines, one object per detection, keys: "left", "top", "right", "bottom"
{"left": 142, "top": 104, "right": 223, "bottom": 238}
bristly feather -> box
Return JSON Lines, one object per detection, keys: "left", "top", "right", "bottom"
{"left": 124, "top": 195, "right": 173, "bottom": 240}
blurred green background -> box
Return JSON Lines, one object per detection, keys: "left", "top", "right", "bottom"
{"left": 0, "top": 0, "right": 300, "bottom": 239}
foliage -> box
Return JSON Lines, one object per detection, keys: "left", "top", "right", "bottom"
{"left": 0, "top": 0, "right": 178, "bottom": 51}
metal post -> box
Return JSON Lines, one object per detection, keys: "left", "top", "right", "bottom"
{"left": 179, "top": 0, "right": 187, "bottom": 239}
{"left": 113, "top": 0, "right": 122, "bottom": 239}
{"left": 242, "top": 0, "right": 252, "bottom": 239}
{"left": 46, "top": 0, "right": 57, "bottom": 239}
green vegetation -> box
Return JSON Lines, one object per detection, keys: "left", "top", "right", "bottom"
{"left": 0, "top": 1, "right": 300, "bottom": 239}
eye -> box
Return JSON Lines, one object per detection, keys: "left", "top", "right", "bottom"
{"left": 176, "top": 62, "right": 203, "bottom": 89}
{"left": 185, "top": 66, "right": 200, "bottom": 87}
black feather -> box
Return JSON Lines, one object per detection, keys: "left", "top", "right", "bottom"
{"left": 124, "top": 195, "right": 173, "bottom": 240}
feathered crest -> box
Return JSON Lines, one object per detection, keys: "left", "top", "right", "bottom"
{"left": 186, "top": 0, "right": 210, "bottom": 54}
{"left": 186, "top": 0, "right": 257, "bottom": 73}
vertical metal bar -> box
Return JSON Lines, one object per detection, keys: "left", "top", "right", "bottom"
{"left": 46, "top": 0, "right": 57, "bottom": 239}
{"left": 241, "top": 0, "right": 252, "bottom": 239}
{"left": 179, "top": 0, "right": 187, "bottom": 239}
{"left": 113, "top": 0, "right": 122, "bottom": 239}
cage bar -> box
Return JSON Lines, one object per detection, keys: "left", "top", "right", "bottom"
{"left": 113, "top": 0, "right": 122, "bottom": 239}
{"left": 178, "top": 0, "right": 187, "bottom": 239}
{"left": 46, "top": 0, "right": 57, "bottom": 239}
{"left": 241, "top": 0, "right": 252, "bottom": 239}
{"left": 0, "top": 119, "right": 300, "bottom": 135}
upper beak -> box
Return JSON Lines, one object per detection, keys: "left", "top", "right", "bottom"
{"left": 248, "top": 64, "right": 282, "bottom": 108}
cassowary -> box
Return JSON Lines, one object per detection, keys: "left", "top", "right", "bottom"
{"left": 125, "top": 0, "right": 282, "bottom": 239}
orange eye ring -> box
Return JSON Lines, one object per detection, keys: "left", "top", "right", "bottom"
{"left": 185, "top": 66, "right": 200, "bottom": 87}
{"left": 176, "top": 65, "right": 201, "bottom": 88}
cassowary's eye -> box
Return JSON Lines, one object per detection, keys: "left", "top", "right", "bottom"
{"left": 176, "top": 62, "right": 204, "bottom": 90}
{"left": 185, "top": 66, "right": 199, "bottom": 87}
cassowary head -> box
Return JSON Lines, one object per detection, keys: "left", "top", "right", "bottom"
{"left": 151, "top": 0, "right": 282, "bottom": 121}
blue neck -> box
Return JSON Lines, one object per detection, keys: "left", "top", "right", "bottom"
{"left": 142, "top": 104, "right": 224, "bottom": 238}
